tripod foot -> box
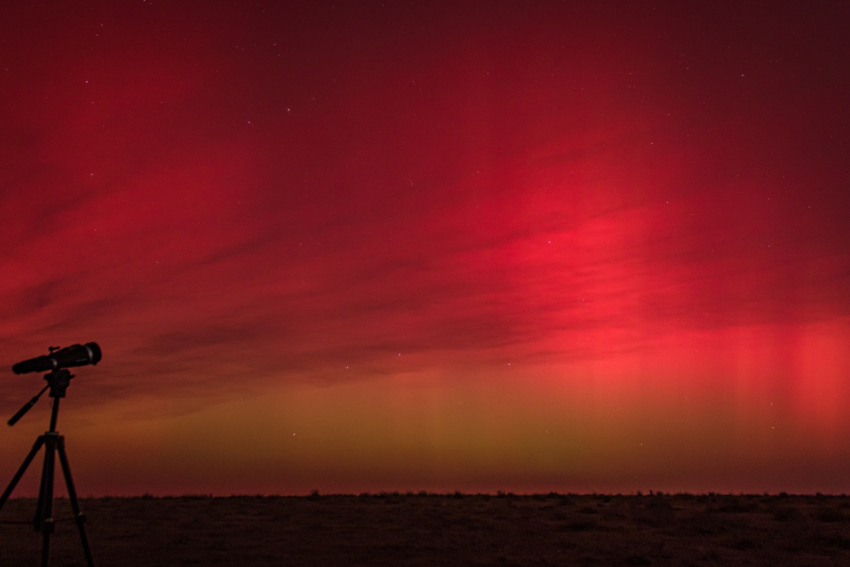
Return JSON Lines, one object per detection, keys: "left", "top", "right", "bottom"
{"left": 41, "top": 517, "right": 55, "bottom": 534}
{"left": 57, "top": 440, "right": 95, "bottom": 567}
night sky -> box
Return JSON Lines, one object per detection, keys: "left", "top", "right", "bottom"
{"left": 2, "top": 1, "right": 849, "bottom": 497}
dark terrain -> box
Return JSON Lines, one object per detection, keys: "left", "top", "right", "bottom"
{"left": 2, "top": 493, "right": 850, "bottom": 566}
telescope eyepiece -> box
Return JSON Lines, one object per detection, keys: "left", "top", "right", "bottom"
{"left": 12, "top": 343, "right": 101, "bottom": 375}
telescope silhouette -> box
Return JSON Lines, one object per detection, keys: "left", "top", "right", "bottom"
{"left": 12, "top": 343, "right": 101, "bottom": 375}
{"left": 2, "top": 342, "right": 102, "bottom": 566}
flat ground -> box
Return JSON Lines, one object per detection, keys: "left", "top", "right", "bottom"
{"left": 2, "top": 493, "right": 850, "bottom": 566}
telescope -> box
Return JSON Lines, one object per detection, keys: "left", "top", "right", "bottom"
{"left": 12, "top": 343, "right": 101, "bottom": 375}
{"left": 1, "top": 342, "right": 101, "bottom": 566}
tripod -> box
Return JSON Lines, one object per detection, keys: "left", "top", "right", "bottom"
{"left": 0, "top": 369, "right": 95, "bottom": 567}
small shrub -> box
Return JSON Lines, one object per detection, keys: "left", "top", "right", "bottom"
{"left": 818, "top": 508, "right": 846, "bottom": 522}
{"left": 772, "top": 507, "right": 802, "bottom": 522}
{"left": 727, "top": 537, "right": 757, "bottom": 550}
{"left": 718, "top": 501, "right": 758, "bottom": 513}
{"left": 565, "top": 521, "right": 596, "bottom": 532}
{"left": 820, "top": 535, "right": 850, "bottom": 549}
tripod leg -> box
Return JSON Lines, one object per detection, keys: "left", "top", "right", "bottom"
{"left": 38, "top": 434, "right": 57, "bottom": 567}
{"left": 35, "top": 434, "right": 57, "bottom": 528}
{"left": 57, "top": 437, "right": 95, "bottom": 567}
{"left": 0, "top": 436, "right": 46, "bottom": 511}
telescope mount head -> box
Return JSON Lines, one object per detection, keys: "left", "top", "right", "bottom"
{"left": 45, "top": 369, "right": 74, "bottom": 399}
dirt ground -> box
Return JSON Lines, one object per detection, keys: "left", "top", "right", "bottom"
{"left": 2, "top": 493, "right": 850, "bottom": 566}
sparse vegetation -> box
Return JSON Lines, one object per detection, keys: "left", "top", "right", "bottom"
{"left": 1, "top": 493, "right": 849, "bottom": 566}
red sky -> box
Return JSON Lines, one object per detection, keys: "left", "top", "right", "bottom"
{"left": 1, "top": 1, "right": 849, "bottom": 496}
